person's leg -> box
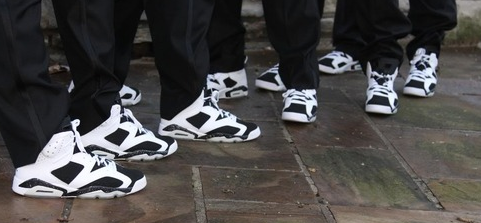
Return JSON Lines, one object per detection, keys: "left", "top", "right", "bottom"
{"left": 0, "top": 0, "right": 70, "bottom": 168}
{"left": 146, "top": 0, "right": 260, "bottom": 142}
{"left": 52, "top": 0, "right": 121, "bottom": 134}
{"left": 113, "top": 0, "right": 145, "bottom": 106}
{"left": 406, "top": 0, "right": 457, "bottom": 59}
{"left": 403, "top": 0, "right": 457, "bottom": 97}
{"left": 205, "top": 0, "right": 248, "bottom": 99}
{"left": 318, "top": 0, "right": 363, "bottom": 74}
{"left": 0, "top": 0, "right": 146, "bottom": 198}
{"left": 53, "top": 0, "right": 177, "bottom": 161}
{"left": 208, "top": 0, "right": 245, "bottom": 73}
{"left": 262, "top": 0, "right": 321, "bottom": 90}
{"left": 353, "top": 0, "right": 411, "bottom": 115}
{"left": 262, "top": 0, "right": 321, "bottom": 123}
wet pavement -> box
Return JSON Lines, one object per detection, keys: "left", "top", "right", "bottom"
{"left": 1, "top": 47, "right": 481, "bottom": 223}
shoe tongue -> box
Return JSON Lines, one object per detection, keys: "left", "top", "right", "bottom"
{"left": 372, "top": 58, "right": 398, "bottom": 75}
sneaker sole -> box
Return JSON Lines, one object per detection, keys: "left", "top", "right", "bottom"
{"left": 282, "top": 112, "right": 316, "bottom": 123}
{"left": 218, "top": 88, "right": 248, "bottom": 99}
{"left": 365, "top": 104, "right": 398, "bottom": 115}
{"left": 12, "top": 176, "right": 146, "bottom": 199}
{"left": 85, "top": 141, "right": 178, "bottom": 161}
{"left": 121, "top": 94, "right": 142, "bottom": 107}
{"left": 159, "top": 124, "right": 261, "bottom": 143}
{"left": 255, "top": 79, "right": 286, "bottom": 92}
{"left": 403, "top": 87, "right": 434, "bottom": 97}
{"left": 319, "top": 63, "right": 361, "bottom": 74}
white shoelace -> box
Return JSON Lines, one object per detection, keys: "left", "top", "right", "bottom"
{"left": 71, "top": 120, "right": 115, "bottom": 169}
{"left": 369, "top": 72, "right": 394, "bottom": 94}
{"left": 263, "top": 64, "right": 279, "bottom": 74}
{"left": 205, "top": 90, "right": 236, "bottom": 120}
{"left": 122, "top": 108, "right": 149, "bottom": 135}
{"left": 409, "top": 54, "right": 436, "bottom": 80}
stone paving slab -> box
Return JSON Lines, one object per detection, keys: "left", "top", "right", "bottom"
{"left": 299, "top": 147, "right": 434, "bottom": 210}
{"left": 381, "top": 126, "right": 481, "bottom": 180}
{"left": 0, "top": 48, "right": 480, "bottom": 223}
{"left": 330, "top": 205, "right": 481, "bottom": 223}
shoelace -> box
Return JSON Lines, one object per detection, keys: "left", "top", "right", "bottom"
{"left": 370, "top": 72, "right": 394, "bottom": 93}
{"left": 263, "top": 64, "right": 279, "bottom": 74}
{"left": 71, "top": 120, "right": 116, "bottom": 169}
{"left": 409, "top": 54, "right": 436, "bottom": 80}
{"left": 205, "top": 89, "right": 236, "bottom": 120}
{"left": 121, "top": 108, "right": 149, "bottom": 135}
{"left": 282, "top": 89, "right": 315, "bottom": 101}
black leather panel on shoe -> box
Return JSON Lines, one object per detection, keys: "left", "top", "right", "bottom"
{"left": 367, "top": 95, "right": 391, "bottom": 107}
{"left": 187, "top": 112, "right": 210, "bottom": 129}
{"left": 223, "top": 77, "right": 237, "bottom": 88}
{"left": 284, "top": 103, "right": 307, "bottom": 113}
{"left": 207, "top": 126, "right": 242, "bottom": 136}
{"left": 51, "top": 162, "right": 85, "bottom": 184}
{"left": 105, "top": 129, "right": 130, "bottom": 146}
{"left": 80, "top": 177, "right": 125, "bottom": 189}
{"left": 116, "top": 165, "right": 145, "bottom": 188}
{"left": 236, "top": 119, "right": 258, "bottom": 135}
{"left": 125, "top": 141, "right": 166, "bottom": 153}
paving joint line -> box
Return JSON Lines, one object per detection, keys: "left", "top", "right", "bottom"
{"left": 192, "top": 166, "right": 207, "bottom": 223}
{"left": 341, "top": 89, "right": 444, "bottom": 210}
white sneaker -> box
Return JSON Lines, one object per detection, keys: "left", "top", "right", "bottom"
{"left": 158, "top": 89, "right": 261, "bottom": 142}
{"left": 255, "top": 64, "right": 287, "bottom": 92}
{"left": 318, "top": 51, "right": 361, "bottom": 74}
{"left": 365, "top": 61, "right": 399, "bottom": 115}
{"left": 12, "top": 120, "right": 146, "bottom": 199}
{"left": 282, "top": 89, "right": 317, "bottom": 123}
{"left": 81, "top": 105, "right": 177, "bottom": 161}
{"left": 119, "top": 85, "right": 142, "bottom": 106}
{"left": 207, "top": 68, "right": 248, "bottom": 99}
{"left": 403, "top": 48, "right": 438, "bottom": 97}
{"left": 68, "top": 81, "right": 141, "bottom": 107}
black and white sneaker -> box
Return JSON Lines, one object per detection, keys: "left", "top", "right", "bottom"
{"left": 403, "top": 48, "right": 438, "bottom": 97}
{"left": 158, "top": 89, "right": 261, "bottom": 142}
{"left": 318, "top": 51, "right": 361, "bottom": 74}
{"left": 207, "top": 68, "right": 248, "bottom": 99}
{"left": 81, "top": 105, "right": 177, "bottom": 161}
{"left": 12, "top": 120, "right": 146, "bottom": 199}
{"left": 365, "top": 60, "right": 399, "bottom": 115}
{"left": 119, "top": 85, "right": 142, "bottom": 106}
{"left": 68, "top": 82, "right": 141, "bottom": 107}
{"left": 282, "top": 89, "right": 317, "bottom": 123}
{"left": 255, "top": 64, "right": 287, "bottom": 92}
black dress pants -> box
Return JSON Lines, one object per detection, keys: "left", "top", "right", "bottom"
{"left": 52, "top": 0, "right": 121, "bottom": 134}
{"left": 114, "top": 0, "right": 214, "bottom": 120}
{"left": 0, "top": 0, "right": 70, "bottom": 168}
{"left": 335, "top": 0, "right": 456, "bottom": 67}
{"left": 262, "top": 0, "right": 322, "bottom": 90}
{"left": 207, "top": 0, "right": 246, "bottom": 74}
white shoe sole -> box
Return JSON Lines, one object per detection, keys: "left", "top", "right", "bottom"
{"left": 403, "top": 87, "right": 434, "bottom": 97}
{"left": 255, "top": 79, "right": 286, "bottom": 92}
{"left": 319, "top": 62, "right": 361, "bottom": 74}
{"left": 159, "top": 124, "right": 261, "bottom": 143}
{"left": 282, "top": 112, "right": 316, "bottom": 123}
{"left": 365, "top": 104, "right": 398, "bottom": 115}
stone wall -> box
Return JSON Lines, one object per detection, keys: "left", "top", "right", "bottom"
{"left": 41, "top": 0, "right": 481, "bottom": 58}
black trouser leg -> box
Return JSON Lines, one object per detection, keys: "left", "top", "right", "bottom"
{"left": 0, "top": 0, "right": 70, "bottom": 168}
{"left": 406, "top": 0, "right": 457, "bottom": 59}
{"left": 262, "top": 0, "right": 322, "bottom": 90}
{"left": 332, "top": 0, "right": 365, "bottom": 60}
{"left": 207, "top": 0, "right": 246, "bottom": 73}
{"left": 52, "top": 0, "right": 120, "bottom": 134}
{"left": 114, "top": 0, "right": 145, "bottom": 83}
{"left": 144, "top": 0, "right": 214, "bottom": 120}
{"left": 353, "top": 0, "right": 411, "bottom": 69}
